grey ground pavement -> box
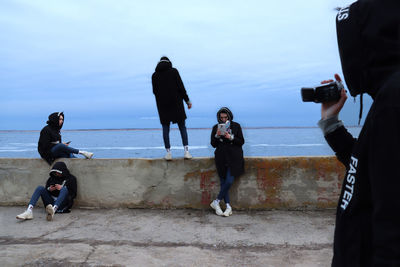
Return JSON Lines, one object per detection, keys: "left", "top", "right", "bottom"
{"left": 0, "top": 207, "right": 336, "bottom": 267}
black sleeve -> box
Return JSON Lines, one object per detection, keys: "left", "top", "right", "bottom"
{"left": 324, "top": 126, "right": 356, "bottom": 167}
{"left": 38, "top": 127, "right": 53, "bottom": 164}
{"left": 45, "top": 177, "right": 53, "bottom": 191}
{"left": 152, "top": 73, "right": 158, "bottom": 95}
{"left": 232, "top": 123, "right": 244, "bottom": 146}
{"left": 66, "top": 175, "right": 77, "bottom": 199}
{"left": 174, "top": 69, "right": 189, "bottom": 103}
{"left": 210, "top": 125, "right": 219, "bottom": 148}
{"left": 369, "top": 106, "right": 400, "bottom": 264}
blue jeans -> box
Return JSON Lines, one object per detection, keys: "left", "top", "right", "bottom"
{"left": 51, "top": 143, "right": 79, "bottom": 158}
{"left": 217, "top": 168, "right": 235, "bottom": 204}
{"left": 29, "top": 185, "right": 69, "bottom": 209}
{"left": 162, "top": 121, "right": 188, "bottom": 149}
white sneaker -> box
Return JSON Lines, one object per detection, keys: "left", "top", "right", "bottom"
{"left": 80, "top": 151, "right": 94, "bottom": 159}
{"left": 46, "top": 204, "right": 55, "bottom": 221}
{"left": 210, "top": 200, "right": 223, "bottom": 216}
{"left": 16, "top": 210, "right": 33, "bottom": 220}
{"left": 223, "top": 206, "right": 232, "bottom": 217}
{"left": 184, "top": 150, "right": 192, "bottom": 159}
{"left": 165, "top": 151, "right": 172, "bottom": 161}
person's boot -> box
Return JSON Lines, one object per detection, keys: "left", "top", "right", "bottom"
{"left": 79, "top": 151, "right": 94, "bottom": 159}
{"left": 16, "top": 210, "right": 33, "bottom": 220}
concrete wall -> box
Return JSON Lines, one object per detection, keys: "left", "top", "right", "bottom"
{"left": 0, "top": 157, "right": 345, "bottom": 210}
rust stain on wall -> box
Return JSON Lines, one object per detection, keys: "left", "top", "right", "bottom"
{"left": 185, "top": 170, "right": 216, "bottom": 205}
{"left": 255, "top": 160, "right": 284, "bottom": 205}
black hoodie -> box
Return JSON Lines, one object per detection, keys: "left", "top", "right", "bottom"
{"left": 210, "top": 107, "right": 245, "bottom": 178}
{"left": 328, "top": 1, "right": 400, "bottom": 265}
{"left": 151, "top": 58, "right": 190, "bottom": 125}
{"left": 45, "top": 161, "right": 77, "bottom": 212}
{"left": 38, "top": 112, "right": 63, "bottom": 164}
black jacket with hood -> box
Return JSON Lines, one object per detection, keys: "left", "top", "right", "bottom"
{"left": 45, "top": 161, "right": 77, "bottom": 212}
{"left": 38, "top": 112, "right": 63, "bottom": 165}
{"left": 152, "top": 57, "right": 190, "bottom": 125}
{"left": 211, "top": 107, "right": 245, "bottom": 178}
{"left": 328, "top": 1, "right": 400, "bottom": 266}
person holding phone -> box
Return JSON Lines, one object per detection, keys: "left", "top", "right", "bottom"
{"left": 38, "top": 112, "right": 93, "bottom": 165}
{"left": 16, "top": 161, "right": 77, "bottom": 221}
{"left": 210, "top": 107, "right": 245, "bottom": 217}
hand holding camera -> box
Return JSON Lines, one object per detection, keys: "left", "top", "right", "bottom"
{"left": 302, "top": 73, "right": 348, "bottom": 120}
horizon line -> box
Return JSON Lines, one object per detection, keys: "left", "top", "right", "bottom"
{"left": 0, "top": 125, "right": 362, "bottom": 132}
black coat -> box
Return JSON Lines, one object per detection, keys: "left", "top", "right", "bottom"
{"left": 38, "top": 112, "right": 63, "bottom": 165}
{"left": 211, "top": 120, "right": 245, "bottom": 179}
{"left": 45, "top": 162, "right": 77, "bottom": 212}
{"left": 329, "top": 1, "right": 400, "bottom": 265}
{"left": 152, "top": 60, "right": 189, "bottom": 125}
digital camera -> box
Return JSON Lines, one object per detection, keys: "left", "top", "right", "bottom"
{"left": 301, "top": 81, "right": 343, "bottom": 103}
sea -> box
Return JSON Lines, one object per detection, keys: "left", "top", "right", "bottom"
{"left": 0, "top": 127, "right": 362, "bottom": 159}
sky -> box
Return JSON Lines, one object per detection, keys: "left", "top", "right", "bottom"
{"left": 0, "top": 0, "right": 371, "bottom": 130}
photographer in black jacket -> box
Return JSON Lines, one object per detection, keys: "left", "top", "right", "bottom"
{"left": 318, "top": 1, "right": 400, "bottom": 265}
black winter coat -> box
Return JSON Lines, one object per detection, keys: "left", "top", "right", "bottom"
{"left": 328, "top": 71, "right": 400, "bottom": 266}
{"left": 45, "top": 161, "right": 77, "bottom": 212}
{"left": 38, "top": 112, "right": 63, "bottom": 165}
{"left": 152, "top": 60, "right": 189, "bottom": 124}
{"left": 211, "top": 120, "right": 245, "bottom": 179}
{"left": 329, "top": 1, "right": 400, "bottom": 265}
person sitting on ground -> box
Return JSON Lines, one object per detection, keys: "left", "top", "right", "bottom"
{"left": 38, "top": 112, "right": 93, "bottom": 165}
{"left": 16, "top": 161, "right": 77, "bottom": 221}
{"left": 210, "top": 107, "right": 245, "bottom": 217}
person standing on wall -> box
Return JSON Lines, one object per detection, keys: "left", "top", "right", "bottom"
{"left": 152, "top": 56, "right": 192, "bottom": 160}
{"left": 210, "top": 107, "right": 245, "bottom": 217}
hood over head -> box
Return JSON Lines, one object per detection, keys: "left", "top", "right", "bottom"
{"left": 49, "top": 161, "right": 70, "bottom": 177}
{"left": 336, "top": 0, "right": 400, "bottom": 98}
{"left": 155, "top": 56, "right": 172, "bottom": 72}
{"left": 47, "top": 112, "right": 64, "bottom": 129}
{"left": 217, "top": 107, "right": 234, "bottom": 123}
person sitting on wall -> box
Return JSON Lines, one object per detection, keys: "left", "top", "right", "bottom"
{"left": 16, "top": 161, "right": 77, "bottom": 221}
{"left": 38, "top": 112, "right": 93, "bottom": 165}
{"left": 210, "top": 107, "right": 245, "bottom": 217}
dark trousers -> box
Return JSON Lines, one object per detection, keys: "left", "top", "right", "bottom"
{"left": 162, "top": 121, "right": 189, "bottom": 149}
{"left": 217, "top": 168, "right": 235, "bottom": 204}
{"left": 51, "top": 143, "right": 79, "bottom": 158}
{"left": 29, "top": 185, "right": 69, "bottom": 209}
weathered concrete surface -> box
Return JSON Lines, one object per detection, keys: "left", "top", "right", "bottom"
{"left": 0, "top": 157, "right": 345, "bottom": 209}
{"left": 0, "top": 207, "right": 335, "bottom": 266}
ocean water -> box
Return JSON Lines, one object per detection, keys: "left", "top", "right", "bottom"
{"left": 0, "top": 127, "right": 361, "bottom": 159}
